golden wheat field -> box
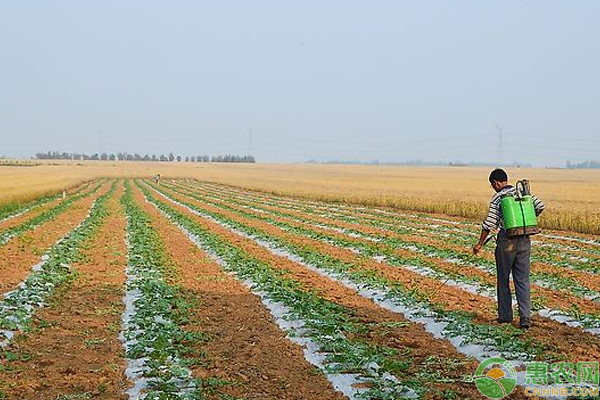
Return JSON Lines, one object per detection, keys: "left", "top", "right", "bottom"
{"left": 1, "top": 160, "right": 599, "bottom": 234}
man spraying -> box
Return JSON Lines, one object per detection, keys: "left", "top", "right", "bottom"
{"left": 472, "top": 168, "right": 545, "bottom": 329}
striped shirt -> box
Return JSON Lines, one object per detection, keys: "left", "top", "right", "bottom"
{"left": 482, "top": 185, "right": 545, "bottom": 231}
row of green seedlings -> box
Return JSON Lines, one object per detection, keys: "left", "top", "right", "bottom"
{"left": 0, "top": 180, "right": 103, "bottom": 246}
{"left": 0, "top": 180, "right": 116, "bottom": 348}
{"left": 0, "top": 180, "right": 95, "bottom": 224}
{"left": 186, "top": 180, "right": 600, "bottom": 265}
{"left": 161, "top": 181, "right": 600, "bottom": 331}
{"left": 120, "top": 182, "right": 211, "bottom": 400}
{"left": 139, "top": 181, "right": 467, "bottom": 400}
{"left": 180, "top": 180, "right": 600, "bottom": 274}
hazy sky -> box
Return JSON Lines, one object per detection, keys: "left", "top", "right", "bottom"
{"left": 1, "top": 1, "right": 599, "bottom": 166}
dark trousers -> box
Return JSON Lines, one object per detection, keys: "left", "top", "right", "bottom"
{"left": 495, "top": 231, "right": 531, "bottom": 321}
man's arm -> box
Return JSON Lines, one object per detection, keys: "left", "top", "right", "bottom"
{"left": 474, "top": 196, "right": 500, "bottom": 255}
{"left": 473, "top": 229, "right": 490, "bottom": 255}
{"left": 532, "top": 194, "right": 545, "bottom": 216}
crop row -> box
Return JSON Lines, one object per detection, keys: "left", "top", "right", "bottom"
{"left": 120, "top": 181, "right": 205, "bottom": 400}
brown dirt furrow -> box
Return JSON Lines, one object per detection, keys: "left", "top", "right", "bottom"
{"left": 0, "top": 181, "right": 128, "bottom": 400}
{"left": 0, "top": 181, "right": 110, "bottom": 294}
{"left": 141, "top": 184, "right": 540, "bottom": 400}
{"left": 168, "top": 183, "right": 600, "bottom": 319}
{"left": 537, "top": 233, "right": 600, "bottom": 255}
{"left": 129, "top": 183, "right": 348, "bottom": 400}
{"left": 155, "top": 184, "right": 600, "bottom": 364}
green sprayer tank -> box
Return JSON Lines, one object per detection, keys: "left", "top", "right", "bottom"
{"left": 500, "top": 179, "right": 540, "bottom": 236}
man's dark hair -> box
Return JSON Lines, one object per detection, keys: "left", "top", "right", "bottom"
{"left": 489, "top": 168, "right": 508, "bottom": 183}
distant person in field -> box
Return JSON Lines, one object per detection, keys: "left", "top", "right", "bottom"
{"left": 472, "top": 168, "right": 545, "bottom": 329}
{"left": 155, "top": 173, "right": 161, "bottom": 185}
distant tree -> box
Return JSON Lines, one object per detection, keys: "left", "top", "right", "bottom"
{"left": 32, "top": 150, "right": 256, "bottom": 164}
{"left": 568, "top": 160, "right": 600, "bottom": 169}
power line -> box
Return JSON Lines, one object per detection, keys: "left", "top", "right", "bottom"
{"left": 495, "top": 123, "right": 505, "bottom": 166}
{"left": 504, "top": 132, "right": 600, "bottom": 144}
{"left": 256, "top": 133, "right": 484, "bottom": 146}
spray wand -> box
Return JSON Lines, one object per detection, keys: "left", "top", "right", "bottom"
{"left": 428, "top": 233, "right": 496, "bottom": 298}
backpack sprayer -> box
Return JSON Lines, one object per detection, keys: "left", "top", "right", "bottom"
{"left": 500, "top": 179, "right": 540, "bottom": 237}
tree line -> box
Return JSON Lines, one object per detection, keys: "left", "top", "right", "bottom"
{"left": 34, "top": 151, "right": 255, "bottom": 163}
{"left": 566, "top": 160, "right": 600, "bottom": 169}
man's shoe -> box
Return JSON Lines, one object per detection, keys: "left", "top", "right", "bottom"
{"left": 497, "top": 318, "right": 512, "bottom": 324}
{"left": 520, "top": 317, "right": 531, "bottom": 329}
